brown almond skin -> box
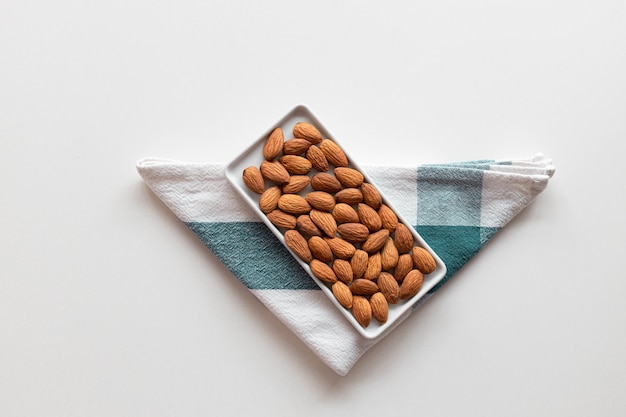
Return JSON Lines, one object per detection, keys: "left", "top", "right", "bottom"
{"left": 263, "top": 127, "right": 284, "bottom": 161}
{"left": 306, "top": 145, "right": 329, "bottom": 172}
{"left": 378, "top": 204, "right": 399, "bottom": 231}
{"left": 309, "top": 259, "right": 337, "bottom": 284}
{"left": 308, "top": 236, "right": 333, "bottom": 263}
{"left": 278, "top": 194, "right": 311, "bottom": 215}
{"left": 311, "top": 172, "right": 342, "bottom": 193}
{"left": 282, "top": 175, "right": 310, "bottom": 194}
{"left": 335, "top": 188, "right": 363, "bottom": 205}
{"left": 324, "top": 237, "right": 356, "bottom": 259}
{"left": 293, "top": 122, "right": 323, "bottom": 144}
{"left": 266, "top": 210, "right": 296, "bottom": 229}
{"left": 361, "top": 229, "right": 390, "bottom": 253}
{"left": 296, "top": 214, "right": 322, "bottom": 237}
{"left": 283, "top": 138, "right": 311, "bottom": 155}
{"left": 350, "top": 279, "right": 379, "bottom": 296}
{"left": 399, "top": 269, "right": 424, "bottom": 299}
{"left": 260, "top": 160, "right": 290, "bottom": 184}
{"left": 357, "top": 203, "right": 382, "bottom": 232}
{"left": 350, "top": 249, "right": 368, "bottom": 279}
{"left": 394, "top": 223, "right": 414, "bottom": 253}
{"left": 337, "top": 223, "right": 369, "bottom": 244}
{"left": 381, "top": 237, "right": 399, "bottom": 270}
{"left": 364, "top": 251, "right": 382, "bottom": 280}
{"left": 332, "top": 259, "right": 354, "bottom": 284}
{"left": 242, "top": 166, "right": 265, "bottom": 194}
{"left": 284, "top": 230, "right": 312, "bottom": 263}
{"left": 279, "top": 155, "right": 312, "bottom": 175}
{"left": 332, "top": 203, "right": 360, "bottom": 224}
{"left": 370, "top": 292, "right": 389, "bottom": 324}
{"left": 309, "top": 209, "right": 337, "bottom": 237}
{"left": 377, "top": 272, "right": 399, "bottom": 304}
{"left": 332, "top": 281, "right": 353, "bottom": 309}
{"left": 411, "top": 246, "right": 437, "bottom": 274}
{"left": 394, "top": 253, "right": 413, "bottom": 283}
{"left": 361, "top": 182, "right": 382, "bottom": 210}
{"left": 259, "top": 186, "right": 282, "bottom": 213}
{"left": 320, "top": 139, "right": 349, "bottom": 167}
{"left": 352, "top": 296, "right": 372, "bottom": 328}
{"left": 334, "top": 167, "right": 364, "bottom": 188}
{"left": 305, "top": 191, "right": 336, "bottom": 212}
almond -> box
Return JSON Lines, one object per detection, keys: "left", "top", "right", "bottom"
{"left": 260, "top": 160, "right": 290, "bottom": 184}
{"left": 394, "top": 253, "right": 413, "bottom": 283}
{"left": 370, "top": 292, "right": 389, "bottom": 324}
{"left": 357, "top": 203, "right": 382, "bottom": 232}
{"left": 394, "top": 223, "right": 414, "bottom": 253}
{"left": 332, "top": 203, "right": 360, "bottom": 224}
{"left": 335, "top": 188, "right": 363, "bottom": 205}
{"left": 332, "top": 259, "right": 353, "bottom": 284}
{"left": 305, "top": 145, "right": 329, "bottom": 172}
{"left": 377, "top": 272, "right": 399, "bottom": 304}
{"left": 266, "top": 209, "right": 296, "bottom": 229}
{"left": 334, "top": 167, "right": 364, "bottom": 188}
{"left": 336, "top": 223, "right": 369, "bottom": 244}
{"left": 361, "top": 229, "right": 390, "bottom": 253}
{"left": 284, "top": 229, "right": 312, "bottom": 263}
{"left": 293, "top": 122, "right": 323, "bottom": 144}
{"left": 324, "top": 237, "right": 356, "bottom": 259}
{"left": 278, "top": 194, "right": 311, "bottom": 215}
{"left": 380, "top": 237, "right": 399, "bottom": 270}
{"left": 350, "top": 279, "right": 379, "bottom": 296}
{"left": 378, "top": 204, "right": 398, "bottom": 231}
{"left": 282, "top": 175, "right": 310, "bottom": 194}
{"left": 411, "top": 246, "right": 437, "bottom": 274}
{"left": 263, "top": 127, "right": 283, "bottom": 161}
{"left": 310, "top": 259, "right": 337, "bottom": 284}
{"left": 309, "top": 209, "right": 337, "bottom": 237}
{"left": 361, "top": 182, "right": 382, "bottom": 210}
{"left": 399, "top": 269, "right": 424, "bottom": 299}
{"left": 279, "top": 155, "right": 312, "bottom": 175}
{"left": 242, "top": 166, "right": 265, "bottom": 194}
{"left": 350, "top": 249, "right": 368, "bottom": 279}
{"left": 311, "top": 172, "right": 342, "bottom": 193}
{"left": 352, "top": 296, "right": 371, "bottom": 328}
{"left": 259, "top": 186, "right": 282, "bottom": 213}
{"left": 296, "top": 214, "right": 322, "bottom": 237}
{"left": 331, "top": 281, "right": 353, "bottom": 309}
{"left": 305, "top": 191, "right": 336, "bottom": 211}
{"left": 364, "top": 251, "right": 382, "bottom": 280}
{"left": 320, "top": 139, "right": 349, "bottom": 167}
{"left": 283, "top": 138, "right": 311, "bottom": 155}
{"left": 308, "top": 236, "right": 333, "bottom": 262}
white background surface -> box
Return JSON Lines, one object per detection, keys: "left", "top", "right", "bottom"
{"left": 1, "top": 1, "right": 625, "bottom": 416}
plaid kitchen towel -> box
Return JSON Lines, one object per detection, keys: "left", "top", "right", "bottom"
{"left": 136, "top": 153, "right": 555, "bottom": 376}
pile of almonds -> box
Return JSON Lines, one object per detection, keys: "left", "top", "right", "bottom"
{"left": 242, "top": 122, "right": 437, "bottom": 328}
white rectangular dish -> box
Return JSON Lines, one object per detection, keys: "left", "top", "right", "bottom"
{"left": 225, "top": 104, "right": 446, "bottom": 339}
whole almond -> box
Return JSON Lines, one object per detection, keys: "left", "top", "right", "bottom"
{"left": 305, "top": 145, "right": 329, "bottom": 172}
{"left": 309, "top": 209, "right": 337, "bottom": 237}
{"left": 266, "top": 209, "right": 296, "bottom": 229}
{"left": 411, "top": 246, "right": 437, "bottom": 274}
{"left": 332, "top": 281, "right": 353, "bottom": 309}
{"left": 361, "top": 182, "right": 382, "bottom": 210}
{"left": 259, "top": 186, "right": 282, "bottom": 213}
{"left": 380, "top": 237, "right": 399, "bottom": 270}
{"left": 320, "top": 139, "right": 349, "bottom": 167}
{"left": 394, "top": 223, "right": 414, "bottom": 253}
{"left": 335, "top": 188, "right": 363, "bottom": 205}
{"left": 283, "top": 138, "right": 311, "bottom": 155}
{"left": 364, "top": 251, "right": 382, "bottom": 280}
{"left": 324, "top": 237, "right": 356, "bottom": 259}
{"left": 361, "top": 229, "right": 390, "bottom": 253}
{"left": 377, "top": 272, "right": 399, "bottom": 304}
{"left": 394, "top": 253, "right": 413, "bottom": 283}
{"left": 350, "top": 279, "right": 379, "bottom": 296}
{"left": 308, "top": 236, "right": 333, "bottom": 262}
{"left": 305, "top": 191, "right": 336, "bottom": 211}
{"left": 293, "top": 122, "right": 323, "bottom": 144}
{"left": 350, "top": 249, "right": 368, "bottom": 278}
{"left": 311, "top": 172, "right": 343, "bottom": 193}
{"left": 352, "top": 296, "right": 371, "bottom": 328}
{"left": 334, "top": 167, "right": 364, "bottom": 188}
{"left": 242, "top": 166, "right": 265, "bottom": 194}
{"left": 332, "top": 259, "right": 353, "bottom": 284}
{"left": 337, "top": 222, "right": 369, "bottom": 244}
{"left": 310, "top": 259, "right": 337, "bottom": 284}
{"left": 260, "top": 160, "right": 290, "bottom": 184}
{"left": 278, "top": 194, "right": 311, "bottom": 215}
{"left": 284, "top": 229, "right": 312, "bottom": 263}
{"left": 357, "top": 203, "right": 382, "bottom": 232}
{"left": 370, "top": 292, "right": 389, "bottom": 324}
{"left": 282, "top": 175, "right": 310, "bottom": 194}
{"left": 296, "top": 214, "right": 322, "bottom": 237}
{"left": 399, "top": 269, "right": 424, "bottom": 299}
{"left": 378, "top": 204, "right": 398, "bottom": 231}
{"left": 263, "top": 127, "right": 283, "bottom": 161}
{"left": 279, "top": 155, "right": 312, "bottom": 175}
{"left": 332, "top": 203, "right": 359, "bottom": 224}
